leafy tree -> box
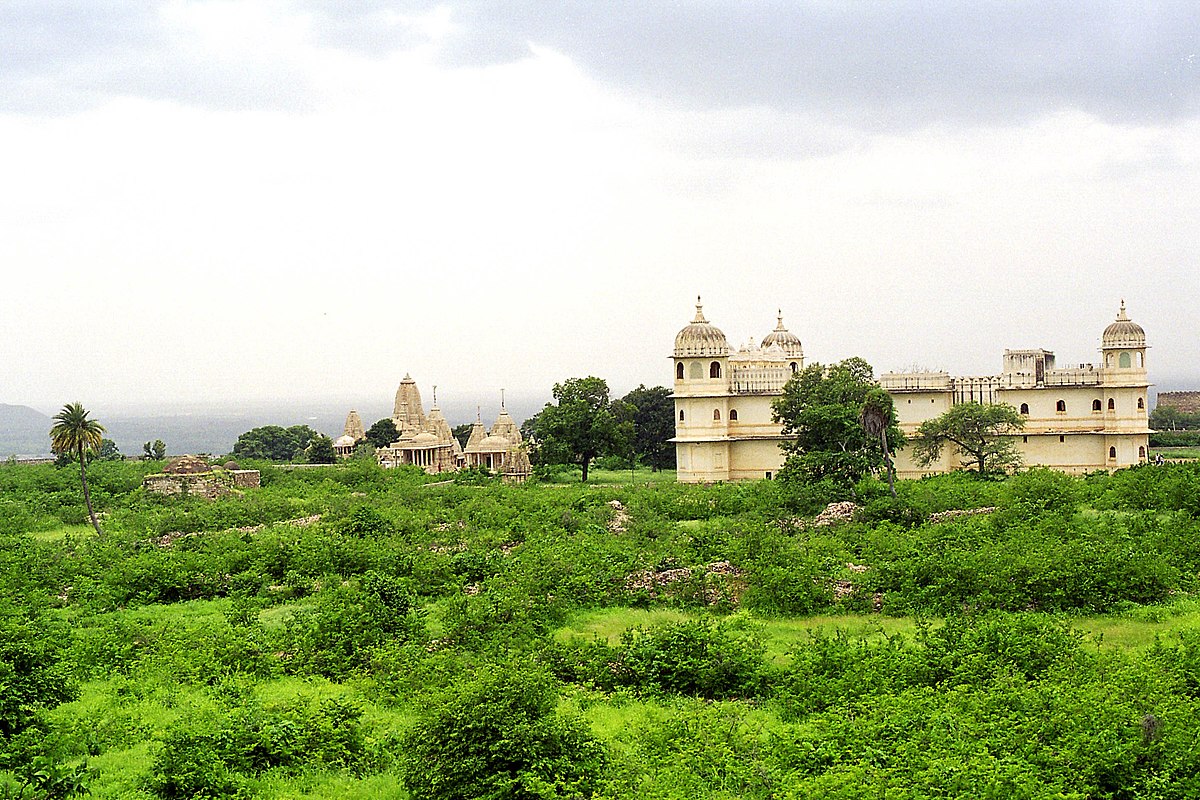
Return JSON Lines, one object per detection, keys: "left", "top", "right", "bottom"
{"left": 911, "top": 401, "right": 1025, "bottom": 475}
{"left": 619, "top": 385, "right": 676, "bottom": 471}
{"left": 400, "top": 668, "right": 605, "bottom": 800}
{"left": 231, "top": 425, "right": 321, "bottom": 462}
{"left": 771, "top": 358, "right": 902, "bottom": 496}
{"left": 451, "top": 423, "right": 473, "bottom": 450}
{"left": 96, "top": 438, "right": 122, "bottom": 461}
{"left": 859, "top": 388, "right": 898, "bottom": 497}
{"left": 304, "top": 434, "right": 336, "bottom": 464}
{"left": 533, "top": 377, "right": 622, "bottom": 482}
{"left": 49, "top": 402, "right": 106, "bottom": 536}
{"left": 142, "top": 439, "right": 167, "bottom": 460}
{"left": 364, "top": 418, "right": 400, "bottom": 449}
{"left": 1150, "top": 404, "right": 1200, "bottom": 431}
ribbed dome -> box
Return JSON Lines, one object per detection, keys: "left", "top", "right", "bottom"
{"left": 477, "top": 434, "right": 511, "bottom": 452}
{"left": 674, "top": 297, "right": 730, "bottom": 358}
{"left": 760, "top": 310, "right": 804, "bottom": 359}
{"left": 1102, "top": 301, "right": 1146, "bottom": 348}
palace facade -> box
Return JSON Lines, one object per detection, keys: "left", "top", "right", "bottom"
{"left": 672, "top": 299, "right": 1152, "bottom": 482}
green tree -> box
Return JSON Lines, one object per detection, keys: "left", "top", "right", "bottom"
{"left": 142, "top": 439, "right": 167, "bottom": 460}
{"left": 96, "top": 438, "right": 122, "bottom": 461}
{"left": 619, "top": 384, "right": 676, "bottom": 471}
{"left": 859, "top": 387, "right": 899, "bottom": 497}
{"left": 400, "top": 668, "right": 605, "bottom": 800}
{"left": 1149, "top": 404, "right": 1200, "bottom": 431}
{"left": 771, "top": 358, "right": 901, "bottom": 495}
{"left": 533, "top": 377, "right": 622, "bottom": 482}
{"left": 364, "top": 418, "right": 400, "bottom": 449}
{"left": 304, "top": 434, "right": 336, "bottom": 464}
{"left": 451, "top": 423, "right": 473, "bottom": 450}
{"left": 231, "top": 425, "right": 321, "bottom": 462}
{"left": 911, "top": 401, "right": 1025, "bottom": 475}
{"left": 49, "top": 402, "right": 106, "bottom": 536}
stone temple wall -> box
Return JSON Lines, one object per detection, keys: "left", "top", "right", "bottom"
{"left": 1158, "top": 391, "right": 1200, "bottom": 414}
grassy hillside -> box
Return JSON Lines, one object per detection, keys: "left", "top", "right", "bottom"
{"left": 3, "top": 459, "right": 1200, "bottom": 798}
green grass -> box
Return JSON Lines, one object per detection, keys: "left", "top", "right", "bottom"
{"left": 556, "top": 601, "right": 1200, "bottom": 663}
{"left": 539, "top": 467, "right": 678, "bottom": 485}
{"left": 555, "top": 607, "right": 695, "bottom": 644}
{"left": 1151, "top": 447, "right": 1200, "bottom": 460}
{"left": 29, "top": 523, "right": 96, "bottom": 542}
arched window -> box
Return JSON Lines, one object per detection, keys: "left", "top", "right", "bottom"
{"left": 1137, "top": 398, "right": 1145, "bottom": 410}
{"left": 689, "top": 361, "right": 703, "bottom": 380}
{"left": 709, "top": 361, "right": 722, "bottom": 379}
{"left": 1138, "top": 352, "right": 1145, "bottom": 367}
{"left": 713, "top": 409, "right": 721, "bottom": 421}
{"left": 729, "top": 409, "right": 738, "bottom": 421}
{"left": 1139, "top": 446, "right": 1146, "bottom": 459}
{"left": 679, "top": 410, "right": 685, "bottom": 422}
{"left": 1019, "top": 403, "right": 1029, "bottom": 415}
{"left": 1108, "top": 398, "right": 1115, "bottom": 411}
{"left": 1106, "top": 353, "right": 1114, "bottom": 367}
{"left": 1119, "top": 352, "right": 1132, "bottom": 368}
{"left": 789, "top": 362, "right": 798, "bottom": 374}
{"left": 1056, "top": 400, "right": 1066, "bottom": 413}
{"left": 676, "top": 362, "right": 684, "bottom": 380}
{"left": 1109, "top": 446, "right": 1117, "bottom": 459}
{"left": 1092, "top": 399, "right": 1102, "bottom": 412}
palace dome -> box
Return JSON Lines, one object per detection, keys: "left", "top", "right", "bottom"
{"left": 674, "top": 297, "right": 730, "bottom": 358}
{"left": 760, "top": 310, "right": 803, "bottom": 359}
{"left": 1102, "top": 301, "right": 1146, "bottom": 349}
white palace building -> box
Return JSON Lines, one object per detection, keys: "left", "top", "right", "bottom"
{"left": 671, "top": 298, "right": 1152, "bottom": 483}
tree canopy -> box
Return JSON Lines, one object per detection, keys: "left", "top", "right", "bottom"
{"left": 911, "top": 401, "right": 1025, "bottom": 475}
{"left": 619, "top": 385, "right": 676, "bottom": 471}
{"left": 364, "top": 419, "right": 400, "bottom": 449}
{"left": 231, "top": 425, "right": 322, "bottom": 462}
{"left": 771, "top": 358, "right": 903, "bottom": 496}
{"left": 532, "top": 376, "right": 622, "bottom": 482}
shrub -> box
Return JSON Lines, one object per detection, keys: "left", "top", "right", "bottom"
{"left": 400, "top": 668, "right": 605, "bottom": 800}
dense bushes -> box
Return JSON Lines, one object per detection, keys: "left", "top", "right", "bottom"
{"left": 147, "top": 696, "right": 380, "bottom": 799}
{"left": 2, "top": 458, "right": 1200, "bottom": 798}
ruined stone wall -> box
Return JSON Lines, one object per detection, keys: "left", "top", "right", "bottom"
{"left": 1158, "top": 391, "right": 1200, "bottom": 413}
{"left": 142, "top": 474, "right": 228, "bottom": 499}
{"left": 231, "top": 470, "right": 261, "bottom": 488}
{"left": 143, "top": 469, "right": 260, "bottom": 498}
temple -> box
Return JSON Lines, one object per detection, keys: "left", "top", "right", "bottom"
{"left": 337, "top": 375, "right": 531, "bottom": 480}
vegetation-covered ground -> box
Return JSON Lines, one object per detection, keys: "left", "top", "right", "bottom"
{"left": 3, "top": 459, "right": 1200, "bottom": 798}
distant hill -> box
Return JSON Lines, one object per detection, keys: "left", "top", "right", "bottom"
{"left": 0, "top": 395, "right": 550, "bottom": 460}
{"left": 0, "top": 404, "right": 52, "bottom": 457}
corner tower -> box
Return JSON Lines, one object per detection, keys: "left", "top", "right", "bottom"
{"left": 1099, "top": 300, "right": 1151, "bottom": 467}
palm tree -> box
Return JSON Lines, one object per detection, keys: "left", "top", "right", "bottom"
{"left": 50, "top": 402, "right": 106, "bottom": 536}
{"left": 859, "top": 389, "right": 897, "bottom": 498}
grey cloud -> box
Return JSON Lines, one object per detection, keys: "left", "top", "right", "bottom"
{"left": 4, "top": 0, "right": 1197, "bottom": 127}
{"left": 426, "top": 1, "right": 1199, "bottom": 128}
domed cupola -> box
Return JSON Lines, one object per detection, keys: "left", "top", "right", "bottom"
{"left": 674, "top": 297, "right": 730, "bottom": 358}
{"left": 1102, "top": 300, "right": 1146, "bottom": 349}
{"left": 760, "top": 310, "right": 804, "bottom": 361}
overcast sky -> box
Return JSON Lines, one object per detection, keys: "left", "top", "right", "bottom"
{"left": 2, "top": 1, "right": 1197, "bottom": 415}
